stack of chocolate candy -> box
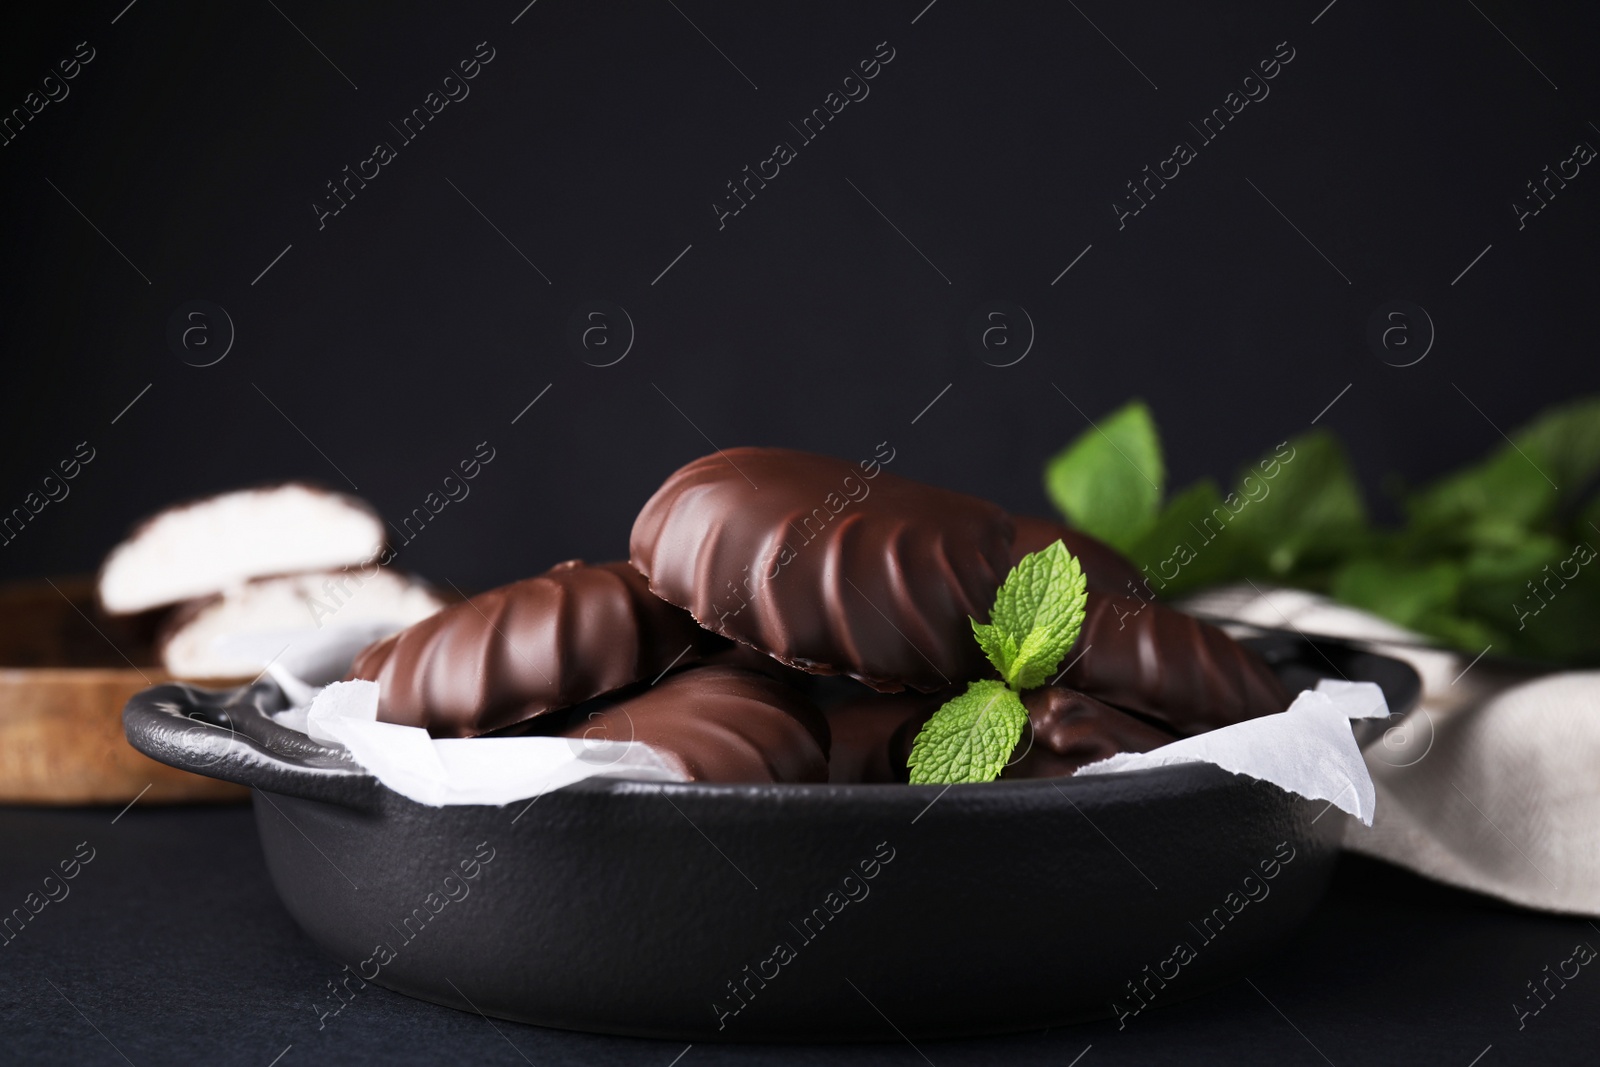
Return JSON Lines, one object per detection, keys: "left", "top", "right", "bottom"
{"left": 347, "top": 448, "right": 1289, "bottom": 784}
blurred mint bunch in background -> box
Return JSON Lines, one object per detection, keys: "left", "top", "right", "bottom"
{"left": 1044, "top": 397, "right": 1600, "bottom": 664}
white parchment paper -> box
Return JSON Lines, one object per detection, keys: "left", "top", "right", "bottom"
{"left": 294, "top": 680, "right": 688, "bottom": 806}
{"left": 1075, "top": 679, "right": 1388, "bottom": 824}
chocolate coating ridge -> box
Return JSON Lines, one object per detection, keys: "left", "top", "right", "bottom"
{"left": 1059, "top": 594, "right": 1290, "bottom": 734}
{"left": 824, "top": 689, "right": 950, "bottom": 784}
{"left": 700, "top": 640, "right": 819, "bottom": 691}
{"left": 553, "top": 665, "right": 829, "bottom": 784}
{"left": 347, "top": 560, "right": 720, "bottom": 738}
{"left": 630, "top": 447, "right": 1014, "bottom": 693}
{"left": 1008, "top": 515, "right": 1147, "bottom": 597}
{"left": 1004, "top": 687, "right": 1175, "bottom": 779}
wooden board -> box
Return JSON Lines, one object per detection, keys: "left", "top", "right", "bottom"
{"left": 0, "top": 577, "right": 248, "bottom": 805}
{"left": 0, "top": 667, "right": 247, "bottom": 804}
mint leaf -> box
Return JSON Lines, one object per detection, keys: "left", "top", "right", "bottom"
{"left": 906, "top": 680, "right": 1029, "bottom": 785}
{"left": 1126, "top": 437, "right": 1364, "bottom": 592}
{"left": 1582, "top": 493, "right": 1600, "bottom": 542}
{"left": 1405, "top": 447, "right": 1555, "bottom": 551}
{"left": 1044, "top": 399, "right": 1165, "bottom": 551}
{"left": 1035, "top": 392, "right": 1600, "bottom": 666}
{"left": 1225, "top": 431, "right": 1368, "bottom": 575}
{"left": 969, "top": 621, "right": 1017, "bottom": 683}
{"left": 1401, "top": 396, "right": 1600, "bottom": 556}
{"left": 1329, "top": 556, "right": 1462, "bottom": 630}
{"left": 975, "top": 540, "right": 1087, "bottom": 690}
{"left": 1513, "top": 395, "right": 1600, "bottom": 502}
{"left": 1398, "top": 398, "right": 1600, "bottom": 555}
{"left": 1126, "top": 479, "right": 1245, "bottom": 596}
{"left": 1455, "top": 536, "right": 1565, "bottom": 620}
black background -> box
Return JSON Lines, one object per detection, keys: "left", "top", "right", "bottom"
{"left": 2, "top": 0, "right": 1598, "bottom": 592}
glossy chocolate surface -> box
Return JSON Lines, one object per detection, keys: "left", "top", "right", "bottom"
{"left": 551, "top": 665, "right": 829, "bottom": 783}
{"left": 699, "top": 640, "right": 818, "bottom": 690}
{"left": 1059, "top": 595, "right": 1291, "bottom": 734}
{"left": 347, "top": 560, "right": 717, "bottom": 737}
{"left": 1004, "top": 686, "right": 1176, "bottom": 778}
{"left": 1007, "top": 515, "right": 1148, "bottom": 597}
{"left": 630, "top": 447, "right": 1013, "bottom": 693}
{"left": 824, "top": 689, "right": 949, "bottom": 784}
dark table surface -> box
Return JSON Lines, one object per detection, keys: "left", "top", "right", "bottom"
{"left": 2, "top": 801, "right": 1596, "bottom": 1066}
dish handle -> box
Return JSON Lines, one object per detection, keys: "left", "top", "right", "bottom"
{"left": 123, "top": 681, "right": 381, "bottom": 809}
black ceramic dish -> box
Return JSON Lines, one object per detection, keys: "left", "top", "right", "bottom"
{"left": 123, "top": 635, "right": 1418, "bottom": 1041}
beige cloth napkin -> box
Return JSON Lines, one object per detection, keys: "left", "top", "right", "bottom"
{"left": 1181, "top": 584, "right": 1600, "bottom": 917}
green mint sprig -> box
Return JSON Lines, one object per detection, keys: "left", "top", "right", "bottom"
{"left": 907, "top": 540, "right": 1087, "bottom": 785}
